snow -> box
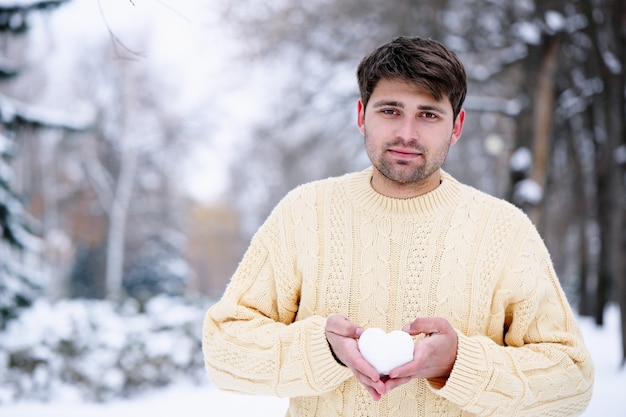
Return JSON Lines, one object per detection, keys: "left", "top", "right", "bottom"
{"left": 483, "top": 134, "right": 505, "bottom": 156}
{"left": 545, "top": 10, "right": 565, "bottom": 32}
{"left": 0, "top": 92, "right": 94, "bottom": 130}
{"left": 602, "top": 50, "right": 622, "bottom": 75}
{"left": 358, "top": 328, "right": 414, "bottom": 375}
{"left": 0, "top": 297, "right": 207, "bottom": 403}
{"left": 579, "top": 307, "right": 625, "bottom": 416}
{"left": 1, "top": 305, "right": 624, "bottom": 417}
{"left": 509, "top": 146, "right": 533, "bottom": 172}
{"left": 514, "top": 20, "right": 541, "bottom": 45}
{"left": 615, "top": 145, "right": 626, "bottom": 165}
{"left": 513, "top": 178, "right": 543, "bottom": 205}
{"left": 0, "top": 383, "right": 289, "bottom": 417}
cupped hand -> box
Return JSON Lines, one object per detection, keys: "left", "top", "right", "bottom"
{"left": 384, "top": 317, "right": 458, "bottom": 392}
{"left": 325, "top": 314, "right": 388, "bottom": 400}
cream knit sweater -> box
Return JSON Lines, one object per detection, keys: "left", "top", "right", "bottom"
{"left": 203, "top": 168, "right": 593, "bottom": 416}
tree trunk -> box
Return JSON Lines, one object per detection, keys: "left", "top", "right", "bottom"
{"left": 104, "top": 65, "right": 137, "bottom": 300}
{"left": 105, "top": 145, "right": 137, "bottom": 299}
{"left": 566, "top": 120, "right": 593, "bottom": 316}
{"left": 527, "top": 36, "right": 561, "bottom": 228}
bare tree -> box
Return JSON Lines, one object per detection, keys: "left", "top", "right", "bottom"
{"left": 12, "top": 19, "right": 202, "bottom": 301}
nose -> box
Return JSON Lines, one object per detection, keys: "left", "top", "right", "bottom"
{"left": 395, "top": 116, "right": 419, "bottom": 141}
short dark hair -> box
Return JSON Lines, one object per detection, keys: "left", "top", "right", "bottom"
{"left": 357, "top": 36, "right": 467, "bottom": 119}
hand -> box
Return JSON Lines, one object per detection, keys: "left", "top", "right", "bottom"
{"left": 385, "top": 317, "right": 458, "bottom": 392}
{"left": 325, "top": 314, "right": 388, "bottom": 401}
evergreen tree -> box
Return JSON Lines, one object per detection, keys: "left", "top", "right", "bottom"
{"left": 0, "top": 0, "right": 71, "bottom": 329}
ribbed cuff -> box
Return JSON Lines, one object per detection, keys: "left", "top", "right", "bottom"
{"left": 432, "top": 331, "right": 490, "bottom": 407}
{"left": 305, "top": 318, "right": 353, "bottom": 390}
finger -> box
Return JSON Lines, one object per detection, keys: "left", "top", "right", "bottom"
{"left": 364, "top": 384, "right": 382, "bottom": 401}
{"left": 354, "top": 369, "right": 387, "bottom": 399}
{"left": 351, "top": 355, "right": 383, "bottom": 382}
{"left": 388, "top": 359, "right": 420, "bottom": 379}
{"left": 383, "top": 375, "right": 412, "bottom": 392}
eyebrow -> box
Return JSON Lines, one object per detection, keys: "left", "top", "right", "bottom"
{"left": 371, "top": 100, "right": 448, "bottom": 114}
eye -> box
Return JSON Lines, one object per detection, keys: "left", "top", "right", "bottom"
{"left": 421, "top": 112, "right": 438, "bottom": 119}
{"left": 381, "top": 108, "right": 399, "bottom": 116}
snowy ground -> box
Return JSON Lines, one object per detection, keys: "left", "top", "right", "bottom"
{"left": 2, "top": 306, "right": 624, "bottom": 417}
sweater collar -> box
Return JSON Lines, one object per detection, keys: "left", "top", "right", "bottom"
{"left": 347, "top": 167, "right": 461, "bottom": 217}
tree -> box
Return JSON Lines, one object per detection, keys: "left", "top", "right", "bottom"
{"left": 577, "top": 0, "right": 625, "bottom": 363}
{"left": 0, "top": 0, "right": 78, "bottom": 328}
{"left": 6, "top": 2, "right": 203, "bottom": 303}
{"left": 62, "top": 40, "right": 194, "bottom": 300}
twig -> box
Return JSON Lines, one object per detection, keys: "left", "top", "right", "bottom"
{"left": 97, "top": 0, "right": 144, "bottom": 59}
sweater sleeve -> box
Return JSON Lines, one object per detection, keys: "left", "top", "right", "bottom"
{"left": 433, "top": 220, "right": 594, "bottom": 416}
{"left": 202, "top": 199, "right": 353, "bottom": 397}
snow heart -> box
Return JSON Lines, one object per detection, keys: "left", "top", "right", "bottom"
{"left": 357, "top": 328, "right": 414, "bottom": 376}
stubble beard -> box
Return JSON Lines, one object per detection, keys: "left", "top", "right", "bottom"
{"left": 367, "top": 136, "right": 452, "bottom": 185}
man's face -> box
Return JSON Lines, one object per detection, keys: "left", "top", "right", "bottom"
{"left": 358, "top": 78, "right": 465, "bottom": 198}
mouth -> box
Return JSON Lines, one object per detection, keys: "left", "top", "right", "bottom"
{"left": 387, "top": 147, "right": 423, "bottom": 159}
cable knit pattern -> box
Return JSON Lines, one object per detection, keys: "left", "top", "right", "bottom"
{"left": 203, "top": 167, "right": 593, "bottom": 416}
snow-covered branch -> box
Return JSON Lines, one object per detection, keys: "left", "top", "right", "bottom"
{"left": 0, "top": 0, "right": 69, "bottom": 32}
{"left": 0, "top": 0, "right": 68, "bottom": 12}
{"left": 0, "top": 93, "right": 95, "bottom": 131}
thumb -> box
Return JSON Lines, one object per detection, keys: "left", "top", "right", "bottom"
{"left": 326, "top": 314, "right": 363, "bottom": 338}
{"left": 402, "top": 317, "right": 445, "bottom": 336}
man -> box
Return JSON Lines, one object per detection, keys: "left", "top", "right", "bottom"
{"left": 203, "top": 36, "right": 593, "bottom": 416}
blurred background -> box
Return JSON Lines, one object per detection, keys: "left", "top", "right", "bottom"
{"left": 0, "top": 0, "right": 624, "bottom": 411}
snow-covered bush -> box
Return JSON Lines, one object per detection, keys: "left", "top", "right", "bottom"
{"left": 0, "top": 296, "right": 211, "bottom": 403}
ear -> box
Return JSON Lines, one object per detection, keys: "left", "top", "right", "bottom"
{"left": 450, "top": 109, "right": 465, "bottom": 146}
{"left": 357, "top": 99, "right": 365, "bottom": 135}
